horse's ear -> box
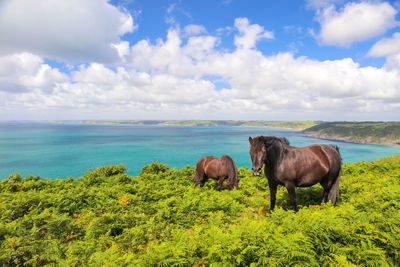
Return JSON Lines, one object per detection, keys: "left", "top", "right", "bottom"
{"left": 249, "top": 137, "right": 253, "bottom": 143}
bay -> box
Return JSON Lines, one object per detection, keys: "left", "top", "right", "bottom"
{"left": 1, "top": 122, "right": 399, "bottom": 179}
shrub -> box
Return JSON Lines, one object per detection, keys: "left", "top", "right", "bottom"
{"left": 90, "top": 165, "right": 127, "bottom": 177}
{"left": 139, "top": 162, "right": 170, "bottom": 176}
{"left": 0, "top": 157, "right": 399, "bottom": 265}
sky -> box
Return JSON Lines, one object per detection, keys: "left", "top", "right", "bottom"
{"left": 0, "top": 0, "right": 400, "bottom": 121}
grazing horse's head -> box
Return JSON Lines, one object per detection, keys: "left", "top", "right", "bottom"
{"left": 249, "top": 136, "right": 266, "bottom": 176}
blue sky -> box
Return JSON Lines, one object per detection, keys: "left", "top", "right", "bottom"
{"left": 0, "top": 0, "right": 400, "bottom": 120}
{"left": 112, "top": 0, "right": 396, "bottom": 67}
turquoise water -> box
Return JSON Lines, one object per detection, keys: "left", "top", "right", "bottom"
{"left": 1, "top": 122, "right": 399, "bottom": 179}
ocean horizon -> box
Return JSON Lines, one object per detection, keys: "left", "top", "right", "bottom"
{"left": 1, "top": 121, "right": 400, "bottom": 179}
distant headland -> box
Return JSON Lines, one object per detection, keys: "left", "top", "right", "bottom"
{"left": 80, "top": 120, "right": 400, "bottom": 147}
{"left": 80, "top": 120, "right": 318, "bottom": 130}
{"left": 302, "top": 121, "right": 400, "bottom": 147}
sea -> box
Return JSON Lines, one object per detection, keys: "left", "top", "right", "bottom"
{"left": 1, "top": 122, "right": 400, "bottom": 179}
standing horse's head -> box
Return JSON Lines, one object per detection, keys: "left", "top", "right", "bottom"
{"left": 249, "top": 136, "right": 266, "bottom": 176}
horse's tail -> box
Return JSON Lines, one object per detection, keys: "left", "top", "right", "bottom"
{"left": 224, "top": 155, "right": 239, "bottom": 189}
{"left": 328, "top": 151, "right": 342, "bottom": 204}
{"left": 232, "top": 159, "right": 239, "bottom": 189}
{"left": 192, "top": 168, "right": 201, "bottom": 187}
{"left": 330, "top": 145, "right": 340, "bottom": 155}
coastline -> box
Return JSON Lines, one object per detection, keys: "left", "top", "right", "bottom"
{"left": 80, "top": 120, "right": 312, "bottom": 131}
{"left": 303, "top": 132, "right": 400, "bottom": 147}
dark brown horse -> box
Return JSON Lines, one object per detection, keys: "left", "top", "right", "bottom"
{"left": 193, "top": 155, "right": 239, "bottom": 190}
{"left": 249, "top": 136, "right": 342, "bottom": 211}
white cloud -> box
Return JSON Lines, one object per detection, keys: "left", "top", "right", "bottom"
{"left": 317, "top": 2, "right": 398, "bottom": 47}
{"left": 127, "top": 29, "right": 220, "bottom": 76}
{"left": 305, "top": 0, "right": 344, "bottom": 10}
{"left": 0, "top": 53, "right": 68, "bottom": 93}
{"left": 283, "top": 25, "right": 303, "bottom": 35}
{"left": 112, "top": 41, "right": 131, "bottom": 61}
{"left": 182, "top": 24, "right": 208, "bottom": 37}
{"left": 383, "top": 53, "right": 400, "bottom": 70}
{"left": 368, "top": 32, "right": 400, "bottom": 57}
{"left": 0, "top": 0, "right": 135, "bottom": 63}
{"left": 2, "top": 18, "right": 400, "bottom": 120}
{"left": 368, "top": 32, "right": 400, "bottom": 71}
{"left": 234, "top": 18, "right": 274, "bottom": 49}
{"left": 164, "top": 3, "right": 192, "bottom": 25}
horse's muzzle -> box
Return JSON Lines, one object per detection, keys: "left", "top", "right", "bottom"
{"left": 252, "top": 167, "right": 262, "bottom": 176}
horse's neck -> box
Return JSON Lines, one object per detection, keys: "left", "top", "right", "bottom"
{"left": 265, "top": 142, "right": 285, "bottom": 173}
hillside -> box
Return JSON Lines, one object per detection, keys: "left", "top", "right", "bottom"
{"left": 1, "top": 157, "right": 400, "bottom": 266}
{"left": 81, "top": 120, "right": 319, "bottom": 130}
{"left": 304, "top": 122, "right": 400, "bottom": 146}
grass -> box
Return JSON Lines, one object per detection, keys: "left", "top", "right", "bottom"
{"left": 1, "top": 156, "right": 400, "bottom": 266}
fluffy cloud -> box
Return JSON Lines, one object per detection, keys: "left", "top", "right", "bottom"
{"left": 0, "top": 0, "right": 135, "bottom": 63}
{"left": 0, "top": 52, "right": 68, "bottom": 118}
{"left": 182, "top": 25, "right": 208, "bottom": 37}
{"left": 127, "top": 29, "right": 220, "bottom": 77}
{"left": 384, "top": 53, "right": 400, "bottom": 70}
{"left": 2, "top": 17, "right": 400, "bottom": 120}
{"left": 234, "top": 18, "right": 274, "bottom": 49}
{"left": 368, "top": 32, "right": 400, "bottom": 71}
{"left": 317, "top": 2, "right": 398, "bottom": 47}
{"left": 368, "top": 32, "right": 400, "bottom": 57}
{"left": 0, "top": 53, "right": 67, "bottom": 93}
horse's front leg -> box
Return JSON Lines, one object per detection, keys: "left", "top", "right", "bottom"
{"left": 268, "top": 179, "right": 278, "bottom": 211}
{"left": 200, "top": 174, "right": 207, "bottom": 187}
{"left": 285, "top": 182, "right": 298, "bottom": 211}
{"left": 217, "top": 176, "right": 225, "bottom": 191}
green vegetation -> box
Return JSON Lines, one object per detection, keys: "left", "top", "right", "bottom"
{"left": 81, "top": 120, "right": 319, "bottom": 130}
{"left": 304, "top": 122, "right": 400, "bottom": 145}
{"left": 1, "top": 157, "right": 400, "bottom": 266}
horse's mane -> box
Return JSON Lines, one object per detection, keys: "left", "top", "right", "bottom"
{"left": 263, "top": 136, "right": 290, "bottom": 147}
{"left": 258, "top": 136, "right": 290, "bottom": 175}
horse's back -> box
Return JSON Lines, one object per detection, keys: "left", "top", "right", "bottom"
{"left": 196, "top": 156, "right": 216, "bottom": 173}
{"left": 300, "top": 144, "right": 340, "bottom": 165}
{"left": 281, "top": 144, "right": 340, "bottom": 186}
{"left": 221, "top": 154, "right": 234, "bottom": 164}
{"left": 197, "top": 156, "right": 216, "bottom": 166}
{"left": 303, "top": 144, "right": 342, "bottom": 178}
{"left": 314, "top": 144, "right": 341, "bottom": 169}
{"left": 222, "top": 154, "right": 238, "bottom": 169}
{"left": 204, "top": 155, "right": 237, "bottom": 177}
{"left": 200, "top": 156, "right": 221, "bottom": 177}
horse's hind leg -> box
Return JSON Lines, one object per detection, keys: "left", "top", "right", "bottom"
{"left": 320, "top": 177, "right": 333, "bottom": 203}
{"left": 321, "top": 189, "right": 329, "bottom": 203}
{"left": 226, "top": 176, "right": 235, "bottom": 190}
{"left": 285, "top": 182, "right": 298, "bottom": 212}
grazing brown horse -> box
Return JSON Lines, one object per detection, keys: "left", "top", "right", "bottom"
{"left": 249, "top": 136, "right": 342, "bottom": 211}
{"left": 193, "top": 155, "right": 239, "bottom": 190}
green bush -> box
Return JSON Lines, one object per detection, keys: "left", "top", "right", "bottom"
{"left": 1, "top": 158, "right": 400, "bottom": 266}
{"left": 139, "top": 162, "right": 170, "bottom": 176}
{"left": 89, "top": 164, "right": 127, "bottom": 177}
